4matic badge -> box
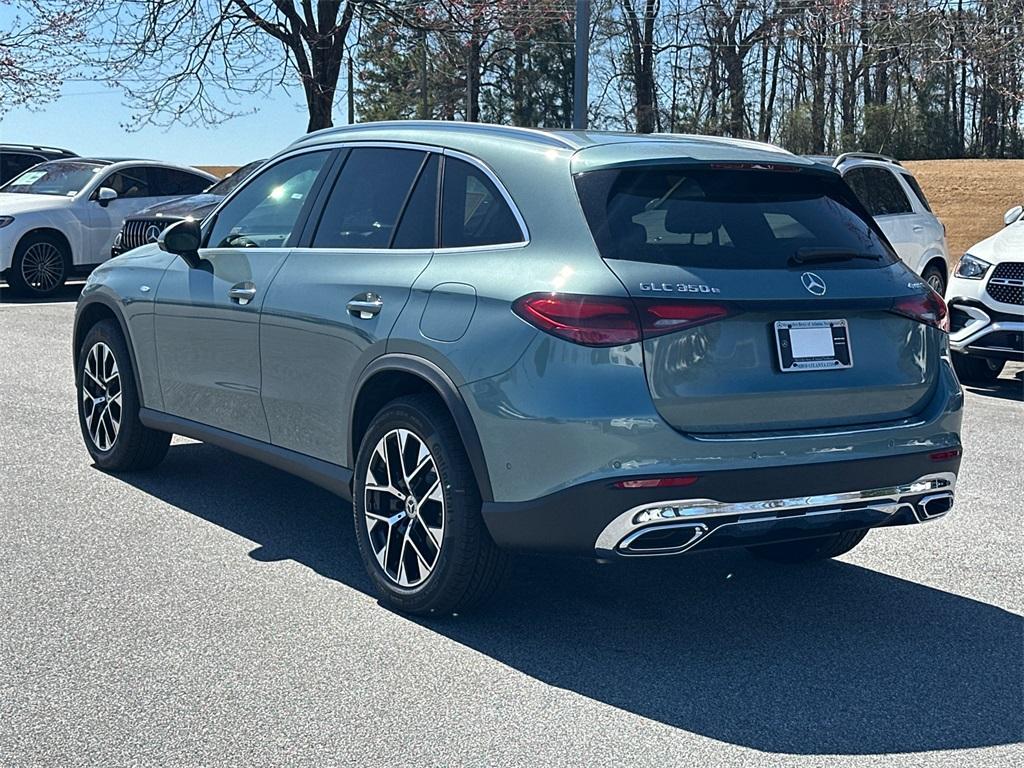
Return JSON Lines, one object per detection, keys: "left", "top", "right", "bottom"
{"left": 639, "top": 282, "right": 721, "bottom": 294}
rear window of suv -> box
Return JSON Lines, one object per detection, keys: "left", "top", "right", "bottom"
{"left": 575, "top": 167, "right": 898, "bottom": 270}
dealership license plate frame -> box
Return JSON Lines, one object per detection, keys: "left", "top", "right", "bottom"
{"left": 774, "top": 319, "right": 853, "bottom": 372}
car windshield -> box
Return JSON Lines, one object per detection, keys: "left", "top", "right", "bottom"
{"left": 575, "top": 166, "right": 898, "bottom": 270}
{"left": 0, "top": 161, "right": 106, "bottom": 196}
{"left": 206, "top": 160, "right": 265, "bottom": 196}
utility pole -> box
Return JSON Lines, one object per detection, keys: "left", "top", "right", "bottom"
{"left": 347, "top": 56, "right": 355, "bottom": 124}
{"left": 573, "top": 0, "right": 590, "bottom": 129}
{"left": 419, "top": 28, "right": 429, "bottom": 119}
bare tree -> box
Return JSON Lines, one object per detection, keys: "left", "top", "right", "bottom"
{"left": 0, "top": 0, "right": 87, "bottom": 113}
{"left": 92, "top": 1, "right": 376, "bottom": 132}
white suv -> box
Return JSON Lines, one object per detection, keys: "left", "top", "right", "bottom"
{"left": 945, "top": 205, "right": 1024, "bottom": 383}
{"left": 812, "top": 153, "right": 952, "bottom": 294}
{"left": 0, "top": 158, "right": 216, "bottom": 297}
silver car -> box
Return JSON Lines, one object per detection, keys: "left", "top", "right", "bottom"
{"left": 73, "top": 122, "right": 964, "bottom": 614}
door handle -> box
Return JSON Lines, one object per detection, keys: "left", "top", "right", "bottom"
{"left": 347, "top": 292, "right": 383, "bottom": 319}
{"left": 912, "top": 225, "right": 925, "bottom": 232}
{"left": 229, "top": 282, "right": 257, "bottom": 305}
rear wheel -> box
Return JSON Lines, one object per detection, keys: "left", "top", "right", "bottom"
{"left": 353, "top": 395, "right": 509, "bottom": 615}
{"left": 746, "top": 529, "right": 869, "bottom": 563}
{"left": 10, "top": 232, "right": 69, "bottom": 298}
{"left": 77, "top": 319, "right": 171, "bottom": 471}
{"left": 922, "top": 263, "right": 946, "bottom": 296}
{"left": 952, "top": 352, "right": 1004, "bottom": 384}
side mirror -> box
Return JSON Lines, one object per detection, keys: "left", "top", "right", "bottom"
{"left": 96, "top": 187, "right": 118, "bottom": 207}
{"left": 158, "top": 218, "right": 202, "bottom": 268}
{"left": 1004, "top": 205, "right": 1023, "bottom": 226}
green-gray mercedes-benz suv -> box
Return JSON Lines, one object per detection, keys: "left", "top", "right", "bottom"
{"left": 73, "top": 122, "right": 963, "bottom": 614}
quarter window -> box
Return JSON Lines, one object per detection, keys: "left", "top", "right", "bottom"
{"left": 843, "top": 167, "right": 912, "bottom": 216}
{"left": 441, "top": 158, "right": 523, "bottom": 248}
{"left": 312, "top": 148, "right": 426, "bottom": 249}
{"left": 206, "top": 151, "right": 329, "bottom": 249}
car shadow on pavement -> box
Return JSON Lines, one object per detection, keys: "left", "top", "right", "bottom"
{"left": 962, "top": 369, "right": 1024, "bottom": 402}
{"left": 116, "top": 440, "right": 1024, "bottom": 757}
{"left": 0, "top": 282, "right": 84, "bottom": 303}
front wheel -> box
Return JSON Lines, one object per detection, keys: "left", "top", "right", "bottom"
{"left": 77, "top": 319, "right": 171, "bottom": 471}
{"left": 10, "top": 232, "right": 70, "bottom": 298}
{"left": 746, "top": 529, "right": 869, "bottom": 563}
{"left": 353, "top": 395, "right": 509, "bottom": 615}
{"left": 952, "top": 352, "right": 1004, "bottom": 384}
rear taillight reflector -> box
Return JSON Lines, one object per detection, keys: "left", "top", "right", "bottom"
{"left": 890, "top": 291, "right": 949, "bottom": 332}
{"left": 929, "top": 448, "right": 961, "bottom": 462}
{"left": 614, "top": 476, "right": 700, "bottom": 489}
{"left": 513, "top": 293, "right": 735, "bottom": 347}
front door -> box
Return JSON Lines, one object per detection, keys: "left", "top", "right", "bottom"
{"left": 154, "top": 149, "right": 333, "bottom": 441}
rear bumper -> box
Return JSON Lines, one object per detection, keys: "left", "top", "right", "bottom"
{"left": 481, "top": 449, "right": 961, "bottom": 557}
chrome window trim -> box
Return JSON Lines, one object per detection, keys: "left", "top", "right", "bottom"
{"left": 274, "top": 141, "right": 530, "bottom": 253}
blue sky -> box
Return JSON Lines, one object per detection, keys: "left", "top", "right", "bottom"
{"left": 1, "top": 79, "right": 339, "bottom": 168}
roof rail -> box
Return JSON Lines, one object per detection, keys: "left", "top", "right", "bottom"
{"left": 833, "top": 152, "right": 902, "bottom": 167}
{"left": 0, "top": 143, "right": 76, "bottom": 155}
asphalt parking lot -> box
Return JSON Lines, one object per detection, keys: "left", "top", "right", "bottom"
{"left": 1, "top": 287, "right": 1021, "bottom": 767}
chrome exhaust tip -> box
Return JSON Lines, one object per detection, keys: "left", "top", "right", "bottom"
{"left": 916, "top": 493, "right": 954, "bottom": 521}
{"left": 617, "top": 522, "right": 709, "bottom": 556}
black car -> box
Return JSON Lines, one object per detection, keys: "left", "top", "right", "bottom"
{"left": 111, "top": 159, "right": 265, "bottom": 256}
{"left": 0, "top": 144, "right": 78, "bottom": 184}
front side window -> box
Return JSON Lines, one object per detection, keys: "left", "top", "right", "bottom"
{"left": 312, "top": 148, "right": 426, "bottom": 249}
{"left": 102, "top": 167, "right": 153, "bottom": 199}
{"left": 207, "top": 160, "right": 265, "bottom": 196}
{"left": 206, "top": 151, "right": 329, "bottom": 249}
{"left": 844, "top": 167, "right": 912, "bottom": 216}
{"left": 0, "top": 160, "right": 106, "bottom": 196}
{"left": 575, "top": 166, "right": 898, "bottom": 270}
{"left": 441, "top": 158, "right": 523, "bottom": 248}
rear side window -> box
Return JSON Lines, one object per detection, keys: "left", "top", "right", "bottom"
{"left": 843, "top": 167, "right": 912, "bottom": 216}
{"left": 1, "top": 152, "right": 44, "bottom": 182}
{"left": 312, "top": 148, "right": 426, "bottom": 249}
{"left": 392, "top": 154, "right": 439, "bottom": 249}
{"left": 150, "top": 168, "right": 211, "bottom": 196}
{"left": 441, "top": 158, "right": 523, "bottom": 248}
{"left": 575, "top": 167, "right": 897, "bottom": 270}
{"left": 900, "top": 173, "right": 932, "bottom": 212}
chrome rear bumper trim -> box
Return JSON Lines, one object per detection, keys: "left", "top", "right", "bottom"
{"left": 595, "top": 472, "right": 956, "bottom": 556}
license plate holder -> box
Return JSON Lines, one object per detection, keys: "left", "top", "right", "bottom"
{"left": 775, "top": 319, "right": 852, "bottom": 372}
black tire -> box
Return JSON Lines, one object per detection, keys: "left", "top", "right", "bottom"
{"left": 353, "top": 394, "right": 509, "bottom": 615}
{"left": 76, "top": 319, "right": 171, "bottom": 471}
{"left": 746, "top": 529, "right": 869, "bottom": 563}
{"left": 951, "top": 352, "right": 1004, "bottom": 384}
{"left": 10, "top": 232, "right": 70, "bottom": 298}
{"left": 922, "top": 262, "right": 946, "bottom": 297}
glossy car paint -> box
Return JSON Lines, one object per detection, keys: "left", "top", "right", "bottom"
{"left": 75, "top": 122, "right": 963, "bottom": 516}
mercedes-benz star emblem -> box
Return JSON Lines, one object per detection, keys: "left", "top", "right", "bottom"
{"left": 801, "top": 271, "right": 827, "bottom": 296}
{"left": 145, "top": 224, "right": 162, "bottom": 243}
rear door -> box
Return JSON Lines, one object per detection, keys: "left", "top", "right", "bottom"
{"left": 843, "top": 165, "right": 921, "bottom": 270}
{"left": 154, "top": 149, "right": 333, "bottom": 440}
{"left": 575, "top": 164, "right": 942, "bottom": 435}
{"left": 259, "top": 145, "right": 438, "bottom": 463}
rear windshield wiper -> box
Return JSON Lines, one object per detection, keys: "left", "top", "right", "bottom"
{"left": 790, "top": 248, "right": 884, "bottom": 265}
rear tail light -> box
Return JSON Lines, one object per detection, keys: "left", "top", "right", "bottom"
{"left": 890, "top": 291, "right": 949, "bottom": 332}
{"left": 512, "top": 293, "right": 735, "bottom": 347}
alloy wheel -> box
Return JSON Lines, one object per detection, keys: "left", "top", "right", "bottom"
{"left": 81, "top": 342, "right": 123, "bottom": 451}
{"left": 363, "top": 428, "right": 445, "bottom": 588}
{"left": 926, "top": 273, "right": 945, "bottom": 294}
{"left": 20, "top": 241, "right": 65, "bottom": 293}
